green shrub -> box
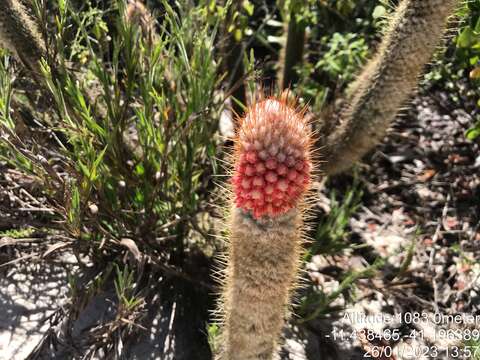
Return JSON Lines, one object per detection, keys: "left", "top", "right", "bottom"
{"left": 0, "top": 0, "right": 225, "bottom": 353}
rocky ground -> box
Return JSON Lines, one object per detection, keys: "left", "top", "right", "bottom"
{"left": 297, "top": 92, "right": 480, "bottom": 360}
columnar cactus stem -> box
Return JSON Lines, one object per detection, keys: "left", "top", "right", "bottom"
{"left": 279, "top": 13, "right": 306, "bottom": 90}
{"left": 321, "top": 0, "right": 459, "bottom": 175}
{"left": 0, "top": 0, "right": 46, "bottom": 74}
{"left": 218, "top": 95, "right": 312, "bottom": 360}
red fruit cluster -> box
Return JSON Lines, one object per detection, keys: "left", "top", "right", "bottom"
{"left": 232, "top": 97, "right": 311, "bottom": 219}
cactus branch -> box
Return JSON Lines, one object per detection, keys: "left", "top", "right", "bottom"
{"left": 218, "top": 95, "right": 312, "bottom": 359}
{"left": 221, "top": 208, "right": 303, "bottom": 360}
{"left": 0, "top": 0, "right": 46, "bottom": 74}
{"left": 321, "top": 0, "right": 459, "bottom": 175}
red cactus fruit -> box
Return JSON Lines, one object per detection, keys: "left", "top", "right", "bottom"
{"left": 232, "top": 96, "right": 311, "bottom": 219}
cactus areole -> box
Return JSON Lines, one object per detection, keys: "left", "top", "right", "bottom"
{"left": 232, "top": 96, "right": 311, "bottom": 219}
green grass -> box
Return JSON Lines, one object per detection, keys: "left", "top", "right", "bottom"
{"left": 0, "top": 227, "right": 36, "bottom": 238}
{"left": 298, "top": 258, "right": 385, "bottom": 321}
{"left": 306, "top": 179, "right": 363, "bottom": 259}
{"left": 465, "top": 339, "right": 480, "bottom": 360}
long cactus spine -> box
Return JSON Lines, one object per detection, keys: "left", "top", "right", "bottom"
{"left": 218, "top": 94, "right": 313, "bottom": 360}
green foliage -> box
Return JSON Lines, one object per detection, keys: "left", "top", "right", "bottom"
{"left": 0, "top": 227, "right": 36, "bottom": 238}
{"left": 114, "top": 264, "right": 143, "bottom": 312}
{"left": 281, "top": 0, "right": 316, "bottom": 25}
{"left": 299, "top": 258, "right": 385, "bottom": 321}
{"left": 0, "top": 0, "right": 224, "bottom": 254}
{"left": 393, "top": 237, "right": 416, "bottom": 280}
{"left": 315, "top": 32, "right": 369, "bottom": 83}
{"left": 0, "top": 3, "right": 237, "bottom": 356}
{"left": 0, "top": 1, "right": 226, "bottom": 349}
{"left": 454, "top": 2, "right": 480, "bottom": 68}
{"left": 206, "top": 322, "right": 220, "bottom": 355}
{"left": 306, "top": 181, "right": 363, "bottom": 259}
{"left": 226, "top": 0, "right": 252, "bottom": 42}
{"left": 459, "top": 1, "right": 480, "bottom": 139}
{"left": 464, "top": 339, "right": 480, "bottom": 360}
{"left": 294, "top": 0, "right": 378, "bottom": 111}
{"left": 422, "top": 0, "right": 480, "bottom": 139}
{"left": 0, "top": 55, "right": 12, "bottom": 128}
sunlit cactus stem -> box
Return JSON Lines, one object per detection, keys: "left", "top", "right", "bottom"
{"left": 0, "top": 0, "right": 46, "bottom": 74}
{"left": 321, "top": 0, "right": 460, "bottom": 175}
{"left": 125, "top": 0, "right": 157, "bottom": 44}
{"left": 218, "top": 94, "right": 312, "bottom": 360}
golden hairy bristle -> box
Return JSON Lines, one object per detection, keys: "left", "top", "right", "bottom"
{"left": 232, "top": 94, "right": 312, "bottom": 219}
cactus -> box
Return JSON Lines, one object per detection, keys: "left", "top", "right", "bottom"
{"left": 321, "top": 0, "right": 459, "bottom": 175}
{"left": 125, "top": 0, "right": 156, "bottom": 43}
{"left": 0, "top": 0, "right": 45, "bottom": 74}
{"left": 217, "top": 94, "right": 313, "bottom": 360}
